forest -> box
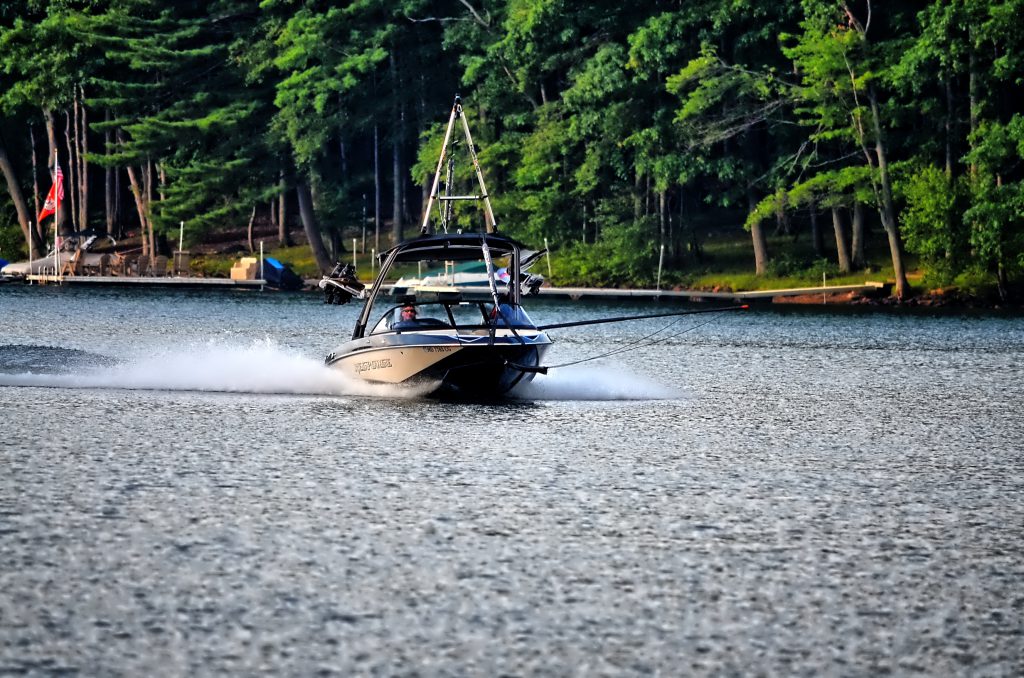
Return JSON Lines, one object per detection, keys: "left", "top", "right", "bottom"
{"left": 0, "top": 0, "right": 1021, "bottom": 299}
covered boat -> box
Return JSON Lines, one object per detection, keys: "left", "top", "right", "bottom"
{"left": 0, "top": 230, "right": 116, "bottom": 277}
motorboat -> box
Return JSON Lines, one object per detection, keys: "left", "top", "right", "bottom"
{"left": 321, "top": 96, "right": 551, "bottom": 397}
{"left": 390, "top": 259, "right": 507, "bottom": 293}
{"left": 324, "top": 232, "right": 552, "bottom": 397}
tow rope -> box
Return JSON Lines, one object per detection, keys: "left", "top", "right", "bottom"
{"left": 510, "top": 306, "right": 745, "bottom": 374}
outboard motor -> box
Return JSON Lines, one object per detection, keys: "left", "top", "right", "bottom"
{"left": 520, "top": 273, "right": 544, "bottom": 296}
{"left": 319, "top": 262, "right": 365, "bottom": 305}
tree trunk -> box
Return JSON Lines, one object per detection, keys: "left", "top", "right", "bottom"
{"left": 144, "top": 158, "right": 155, "bottom": 256}
{"left": 29, "top": 123, "right": 40, "bottom": 231}
{"left": 118, "top": 130, "right": 149, "bottom": 253}
{"left": 663, "top": 192, "right": 671, "bottom": 264}
{"left": 645, "top": 175, "right": 651, "bottom": 218}
{"left": 0, "top": 131, "right": 42, "bottom": 254}
{"left": 296, "top": 179, "right": 332, "bottom": 273}
{"left": 391, "top": 53, "right": 403, "bottom": 245}
{"left": 681, "top": 190, "right": 702, "bottom": 263}
{"left": 658, "top": 190, "right": 666, "bottom": 247}
{"left": 774, "top": 192, "right": 791, "bottom": 236}
{"left": 373, "top": 124, "right": 381, "bottom": 253}
{"left": 73, "top": 92, "right": 81, "bottom": 229}
{"left": 747, "top": 189, "right": 769, "bottom": 275}
{"left": 278, "top": 168, "right": 290, "bottom": 247}
{"left": 751, "top": 220, "right": 768, "bottom": 275}
{"left": 831, "top": 207, "right": 852, "bottom": 274}
{"left": 336, "top": 140, "right": 346, "bottom": 260}
{"left": 944, "top": 78, "right": 954, "bottom": 177}
{"left": 809, "top": 199, "right": 824, "bottom": 257}
{"left": 850, "top": 201, "right": 865, "bottom": 268}
{"left": 968, "top": 42, "right": 979, "bottom": 179}
{"left": 157, "top": 163, "right": 167, "bottom": 256}
{"left": 392, "top": 129, "right": 403, "bottom": 244}
{"left": 995, "top": 174, "right": 1007, "bottom": 301}
{"left": 868, "top": 88, "right": 909, "bottom": 299}
{"left": 633, "top": 170, "right": 644, "bottom": 223}
{"left": 105, "top": 110, "right": 114, "bottom": 235}
{"left": 64, "top": 110, "right": 76, "bottom": 233}
{"left": 246, "top": 204, "right": 256, "bottom": 253}
{"left": 114, "top": 164, "right": 122, "bottom": 238}
{"left": 123, "top": 161, "right": 147, "bottom": 251}
{"left": 77, "top": 85, "right": 89, "bottom": 232}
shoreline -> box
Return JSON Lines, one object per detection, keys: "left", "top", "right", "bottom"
{"left": 6, "top": 272, "right": 1019, "bottom": 311}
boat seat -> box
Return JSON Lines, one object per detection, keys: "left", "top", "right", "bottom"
{"left": 151, "top": 255, "right": 168, "bottom": 277}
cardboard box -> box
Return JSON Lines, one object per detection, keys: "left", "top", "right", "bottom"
{"left": 230, "top": 257, "right": 259, "bottom": 280}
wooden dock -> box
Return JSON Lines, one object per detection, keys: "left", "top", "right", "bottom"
{"left": 537, "top": 281, "right": 890, "bottom": 302}
{"left": 26, "top": 274, "right": 267, "bottom": 288}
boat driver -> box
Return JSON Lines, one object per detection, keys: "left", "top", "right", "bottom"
{"left": 400, "top": 304, "right": 417, "bottom": 322}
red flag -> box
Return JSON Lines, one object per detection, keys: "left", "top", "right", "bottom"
{"left": 38, "top": 165, "right": 64, "bottom": 222}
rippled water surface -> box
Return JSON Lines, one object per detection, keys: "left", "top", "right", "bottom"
{"left": 1, "top": 284, "right": 1023, "bottom": 675}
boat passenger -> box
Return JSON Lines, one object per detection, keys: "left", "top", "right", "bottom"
{"left": 390, "top": 304, "right": 419, "bottom": 330}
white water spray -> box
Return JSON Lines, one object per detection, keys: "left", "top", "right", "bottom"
{"left": 0, "top": 339, "right": 433, "bottom": 398}
{"left": 511, "top": 365, "right": 682, "bottom": 401}
{"left": 0, "top": 341, "right": 682, "bottom": 401}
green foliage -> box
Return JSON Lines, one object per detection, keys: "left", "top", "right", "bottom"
{"left": 0, "top": 222, "right": 25, "bottom": 260}
{"left": 896, "top": 164, "right": 968, "bottom": 271}
{"left": 0, "top": 0, "right": 1021, "bottom": 301}
{"left": 964, "top": 116, "right": 1024, "bottom": 278}
{"left": 550, "top": 216, "right": 657, "bottom": 287}
{"left": 950, "top": 266, "right": 1003, "bottom": 298}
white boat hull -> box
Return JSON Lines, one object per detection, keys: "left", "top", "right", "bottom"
{"left": 327, "top": 329, "right": 551, "bottom": 397}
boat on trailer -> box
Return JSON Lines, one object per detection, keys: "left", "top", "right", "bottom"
{"left": 321, "top": 96, "right": 551, "bottom": 398}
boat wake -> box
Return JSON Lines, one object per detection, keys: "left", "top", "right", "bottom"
{"left": 0, "top": 342, "right": 680, "bottom": 401}
{"left": 511, "top": 365, "right": 682, "bottom": 401}
{"left": 0, "top": 341, "right": 433, "bottom": 398}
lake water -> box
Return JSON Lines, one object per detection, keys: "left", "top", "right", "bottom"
{"left": 1, "top": 284, "right": 1022, "bottom": 675}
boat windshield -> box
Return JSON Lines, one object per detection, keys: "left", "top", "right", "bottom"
{"left": 369, "top": 301, "right": 476, "bottom": 335}
{"left": 367, "top": 299, "right": 536, "bottom": 335}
